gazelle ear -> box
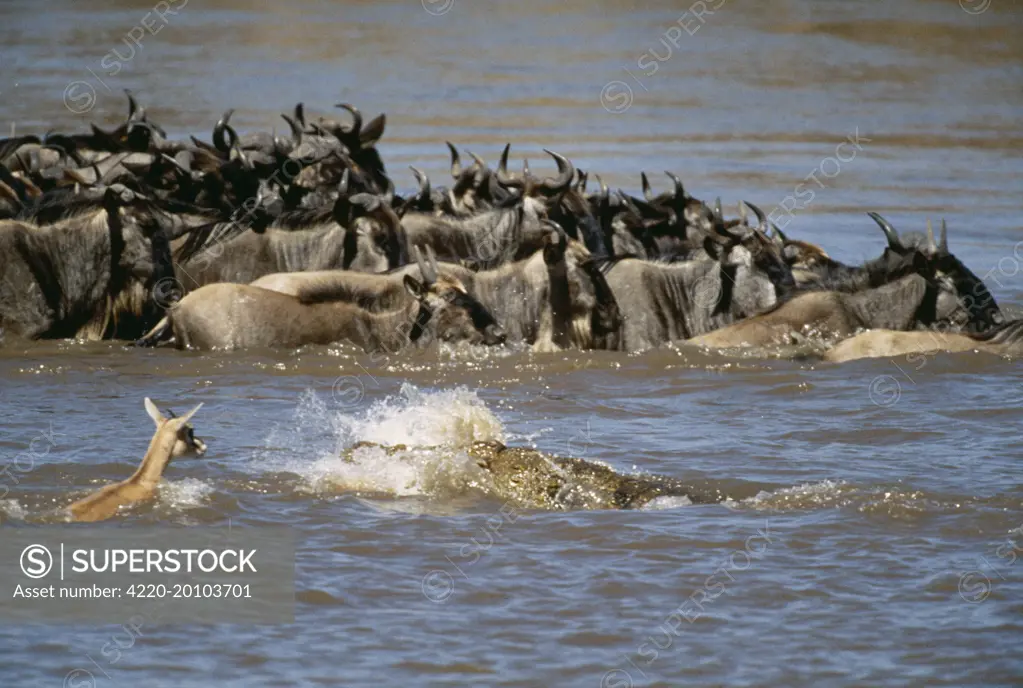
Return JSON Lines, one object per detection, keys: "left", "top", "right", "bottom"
{"left": 144, "top": 397, "right": 166, "bottom": 425}
{"left": 178, "top": 403, "right": 204, "bottom": 425}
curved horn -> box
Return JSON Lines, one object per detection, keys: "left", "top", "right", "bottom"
{"left": 770, "top": 222, "right": 789, "bottom": 243}
{"left": 926, "top": 218, "right": 937, "bottom": 252}
{"left": 738, "top": 201, "right": 748, "bottom": 227}
{"left": 742, "top": 201, "right": 767, "bottom": 230}
{"left": 334, "top": 103, "right": 363, "bottom": 137}
{"left": 467, "top": 150, "right": 486, "bottom": 169}
{"left": 664, "top": 171, "right": 684, "bottom": 200}
{"left": 294, "top": 102, "right": 306, "bottom": 128}
{"left": 498, "top": 143, "right": 510, "bottom": 173}
{"left": 595, "top": 173, "right": 608, "bottom": 197}
{"left": 867, "top": 212, "right": 903, "bottom": 250}
{"left": 445, "top": 141, "right": 461, "bottom": 179}
{"left": 212, "top": 109, "right": 235, "bottom": 154}
{"left": 338, "top": 168, "right": 350, "bottom": 195}
{"left": 540, "top": 149, "right": 574, "bottom": 193}
{"left": 413, "top": 245, "right": 437, "bottom": 284}
{"left": 641, "top": 172, "right": 654, "bottom": 201}
{"left": 939, "top": 218, "right": 948, "bottom": 253}
{"left": 124, "top": 89, "right": 139, "bottom": 121}
{"left": 409, "top": 165, "right": 430, "bottom": 199}
{"left": 281, "top": 113, "right": 302, "bottom": 145}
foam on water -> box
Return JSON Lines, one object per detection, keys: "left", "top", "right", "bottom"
{"left": 254, "top": 384, "right": 504, "bottom": 499}
{"left": 158, "top": 478, "right": 216, "bottom": 510}
{"left": 0, "top": 498, "right": 28, "bottom": 521}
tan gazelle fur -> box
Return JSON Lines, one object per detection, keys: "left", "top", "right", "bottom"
{"left": 66, "top": 398, "right": 205, "bottom": 523}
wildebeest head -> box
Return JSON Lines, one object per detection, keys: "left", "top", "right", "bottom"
{"left": 317, "top": 103, "right": 388, "bottom": 194}
{"left": 770, "top": 223, "right": 833, "bottom": 270}
{"left": 407, "top": 245, "right": 506, "bottom": 347}
{"left": 337, "top": 192, "right": 407, "bottom": 272}
{"left": 869, "top": 213, "right": 1001, "bottom": 332}
{"left": 440, "top": 142, "right": 492, "bottom": 217}
{"left": 703, "top": 202, "right": 796, "bottom": 307}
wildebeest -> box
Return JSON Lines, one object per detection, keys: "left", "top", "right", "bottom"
{"left": 0, "top": 185, "right": 175, "bottom": 341}
{"left": 791, "top": 214, "right": 1002, "bottom": 335}
{"left": 822, "top": 318, "right": 1023, "bottom": 363}
{"left": 687, "top": 267, "right": 972, "bottom": 350}
{"left": 171, "top": 189, "right": 407, "bottom": 289}
{"left": 137, "top": 248, "right": 505, "bottom": 351}
{"left": 251, "top": 223, "right": 619, "bottom": 351}
{"left": 596, "top": 203, "right": 793, "bottom": 350}
{"left": 398, "top": 149, "right": 580, "bottom": 268}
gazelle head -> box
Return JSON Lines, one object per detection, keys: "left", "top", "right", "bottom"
{"left": 144, "top": 398, "right": 206, "bottom": 458}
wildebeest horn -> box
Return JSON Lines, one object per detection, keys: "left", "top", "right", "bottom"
{"left": 743, "top": 201, "right": 767, "bottom": 231}
{"left": 540, "top": 149, "right": 573, "bottom": 193}
{"left": 426, "top": 244, "right": 440, "bottom": 278}
{"left": 124, "top": 89, "right": 139, "bottom": 121}
{"left": 498, "top": 143, "right": 511, "bottom": 173}
{"left": 446, "top": 141, "right": 461, "bottom": 179}
{"left": 641, "top": 172, "right": 653, "bottom": 201}
{"left": 926, "top": 218, "right": 936, "bottom": 252}
{"left": 213, "top": 109, "right": 235, "bottom": 153}
{"left": 771, "top": 222, "right": 789, "bottom": 243}
{"left": 939, "top": 218, "right": 948, "bottom": 253}
{"left": 338, "top": 168, "right": 350, "bottom": 195}
{"left": 467, "top": 150, "right": 486, "bottom": 169}
{"left": 576, "top": 168, "right": 587, "bottom": 192}
{"left": 867, "top": 212, "right": 903, "bottom": 250}
{"left": 594, "top": 173, "right": 608, "bottom": 197}
{"left": 281, "top": 113, "right": 302, "bottom": 144}
{"left": 664, "top": 171, "right": 684, "bottom": 199}
{"left": 738, "top": 201, "right": 748, "bottom": 226}
{"left": 409, "top": 165, "right": 430, "bottom": 198}
{"left": 334, "top": 103, "right": 362, "bottom": 136}
{"left": 413, "top": 245, "right": 438, "bottom": 285}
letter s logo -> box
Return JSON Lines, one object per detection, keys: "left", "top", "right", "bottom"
{"left": 20, "top": 544, "right": 53, "bottom": 579}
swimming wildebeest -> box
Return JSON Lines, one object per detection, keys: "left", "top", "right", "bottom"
{"left": 171, "top": 189, "right": 407, "bottom": 289}
{"left": 596, "top": 202, "right": 794, "bottom": 350}
{"left": 0, "top": 185, "right": 175, "bottom": 341}
{"left": 137, "top": 247, "right": 505, "bottom": 351}
{"left": 790, "top": 214, "right": 1002, "bottom": 333}
{"left": 398, "top": 149, "right": 577, "bottom": 268}
{"left": 66, "top": 398, "right": 206, "bottom": 523}
{"left": 822, "top": 319, "right": 1023, "bottom": 363}
{"left": 250, "top": 223, "right": 619, "bottom": 351}
{"left": 687, "top": 269, "right": 970, "bottom": 350}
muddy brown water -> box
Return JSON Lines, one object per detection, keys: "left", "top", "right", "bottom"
{"left": 2, "top": 0, "right": 1023, "bottom": 686}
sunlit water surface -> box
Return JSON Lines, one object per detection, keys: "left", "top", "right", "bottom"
{"left": 1, "top": 0, "right": 1022, "bottom": 685}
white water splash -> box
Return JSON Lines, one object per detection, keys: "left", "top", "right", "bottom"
{"left": 254, "top": 384, "right": 504, "bottom": 498}
{"left": 159, "top": 478, "right": 215, "bottom": 509}
{"left": 0, "top": 498, "right": 28, "bottom": 521}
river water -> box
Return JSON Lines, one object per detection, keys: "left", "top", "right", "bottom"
{"left": 2, "top": 0, "right": 1022, "bottom": 686}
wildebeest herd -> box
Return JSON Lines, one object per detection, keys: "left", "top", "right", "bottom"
{"left": 1, "top": 92, "right": 1019, "bottom": 362}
